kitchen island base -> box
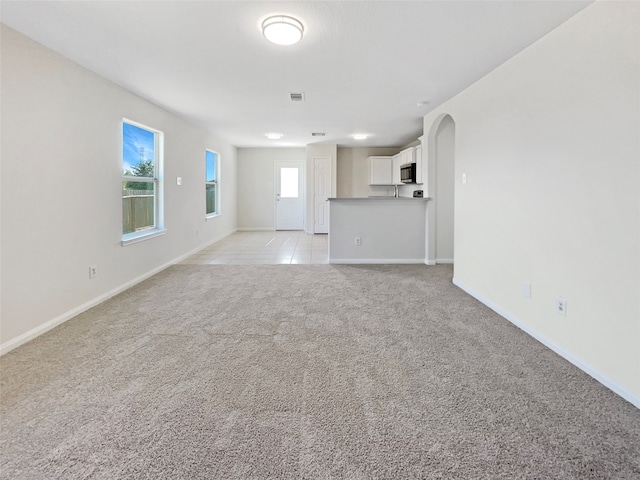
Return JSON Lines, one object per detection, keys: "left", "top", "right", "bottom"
{"left": 328, "top": 197, "right": 428, "bottom": 264}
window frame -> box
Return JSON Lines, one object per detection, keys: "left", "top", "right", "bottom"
{"left": 121, "top": 119, "right": 166, "bottom": 246}
{"left": 205, "top": 149, "right": 220, "bottom": 219}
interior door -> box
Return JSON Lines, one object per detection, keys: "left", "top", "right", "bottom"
{"left": 314, "top": 157, "right": 331, "bottom": 233}
{"left": 275, "top": 161, "right": 304, "bottom": 230}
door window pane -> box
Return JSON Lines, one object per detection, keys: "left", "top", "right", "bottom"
{"left": 281, "top": 168, "right": 299, "bottom": 198}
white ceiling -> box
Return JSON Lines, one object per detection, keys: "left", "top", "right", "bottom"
{"left": 1, "top": 0, "right": 592, "bottom": 148}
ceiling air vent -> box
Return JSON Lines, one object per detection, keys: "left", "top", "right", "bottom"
{"left": 289, "top": 92, "right": 305, "bottom": 102}
{"left": 311, "top": 132, "right": 326, "bottom": 137}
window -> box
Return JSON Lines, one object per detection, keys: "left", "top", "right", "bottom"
{"left": 206, "top": 150, "right": 219, "bottom": 216}
{"left": 280, "top": 167, "right": 299, "bottom": 198}
{"left": 122, "top": 120, "right": 164, "bottom": 244}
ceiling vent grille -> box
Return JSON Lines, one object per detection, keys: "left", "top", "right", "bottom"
{"left": 289, "top": 92, "right": 305, "bottom": 102}
{"left": 312, "top": 132, "right": 326, "bottom": 137}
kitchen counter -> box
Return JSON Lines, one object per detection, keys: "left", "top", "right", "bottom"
{"left": 328, "top": 197, "right": 430, "bottom": 201}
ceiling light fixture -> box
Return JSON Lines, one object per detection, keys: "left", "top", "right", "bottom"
{"left": 265, "top": 132, "right": 283, "bottom": 140}
{"left": 262, "top": 15, "right": 304, "bottom": 46}
{"left": 352, "top": 134, "right": 367, "bottom": 140}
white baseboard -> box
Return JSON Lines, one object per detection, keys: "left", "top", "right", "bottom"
{"left": 0, "top": 229, "right": 237, "bottom": 356}
{"left": 329, "top": 258, "right": 426, "bottom": 264}
{"left": 237, "top": 228, "right": 276, "bottom": 232}
{"left": 452, "top": 277, "right": 640, "bottom": 409}
{"left": 436, "top": 258, "right": 454, "bottom": 264}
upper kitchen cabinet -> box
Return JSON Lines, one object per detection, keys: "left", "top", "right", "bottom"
{"left": 369, "top": 156, "right": 393, "bottom": 185}
{"left": 394, "top": 147, "right": 417, "bottom": 184}
{"left": 392, "top": 154, "right": 402, "bottom": 185}
{"left": 416, "top": 135, "right": 427, "bottom": 185}
{"left": 399, "top": 147, "right": 415, "bottom": 166}
{"left": 415, "top": 144, "right": 423, "bottom": 184}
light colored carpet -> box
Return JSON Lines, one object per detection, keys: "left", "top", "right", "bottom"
{"left": 1, "top": 264, "right": 639, "bottom": 479}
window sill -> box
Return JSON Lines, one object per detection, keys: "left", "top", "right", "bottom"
{"left": 205, "top": 213, "right": 221, "bottom": 221}
{"left": 121, "top": 228, "right": 167, "bottom": 246}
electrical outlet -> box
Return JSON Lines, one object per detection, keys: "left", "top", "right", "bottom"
{"left": 355, "top": 237, "right": 361, "bottom": 246}
{"left": 89, "top": 265, "right": 98, "bottom": 279}
{"left": 176, "top": 176, "right": 182, "bottom": 186}
{"left": 462, "top": 173, "right": 467, "bottom": 184}
{"left": 555, "top": 296, "right": 567, "bottom": 316}
{"left": 522, "top": 283, "right": 532, "bottom": 299}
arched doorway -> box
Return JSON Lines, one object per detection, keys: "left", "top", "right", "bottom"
{"left": 425, "top": 114, "right": 455, "bottom": 265}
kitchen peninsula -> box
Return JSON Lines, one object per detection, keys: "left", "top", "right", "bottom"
{"left": 327, "top": 197, "right": 429, "bottom": 264}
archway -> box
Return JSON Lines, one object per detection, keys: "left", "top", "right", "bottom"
{"left": 425, "top": 114, "right": 456, "bottom": 265}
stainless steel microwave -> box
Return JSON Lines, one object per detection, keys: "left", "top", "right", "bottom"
{"left": 400, "top": 163, "right": 416, "bottom": 184}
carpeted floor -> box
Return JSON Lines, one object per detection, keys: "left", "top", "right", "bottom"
{"left": 1, "top": 264, "right": 639, "bottom": 479}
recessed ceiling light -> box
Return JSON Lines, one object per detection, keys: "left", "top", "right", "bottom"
{"left": 262, "top": 15, "right": 304, "bottom": 46}
{"left": 265, "top": 132, "right": 283, "bottom": 140}
{"left": 352, "top": 134, "right": 367, "bottom": 140}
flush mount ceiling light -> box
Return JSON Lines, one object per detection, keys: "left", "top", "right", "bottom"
{"left": 265, "top": 132, "right": 284, "bottom": 140}
{"left": 262, "top": 15, "right": 304, "bottom": 45}
{"left": 352, "top": 134, "right": 368, "bottom": 140}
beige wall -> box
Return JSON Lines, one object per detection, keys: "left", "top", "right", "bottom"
{"left": 1, "top": 26, "right": 238, "bottom": 350}
{"left": 423, "top": 1, "right": 639, "bottom": 404}
{"left": 236, "top": 148, "right": 305, "bottom": 230}
{"left": 336, "top": 147, "right": 400, "bottom": 198}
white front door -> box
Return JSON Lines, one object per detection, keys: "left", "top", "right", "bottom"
{"left": 276, "top": 161, "right": 304, "bottom": 230}
{"left": 314, "top": 157, "right": 331, "bottom": 233}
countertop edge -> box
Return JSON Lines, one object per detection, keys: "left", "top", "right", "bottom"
{"left": 327, "top": 197, "right": 431, "bottom": 201}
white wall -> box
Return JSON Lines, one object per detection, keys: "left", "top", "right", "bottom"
{"left": 423, "top": 2, "right": 639, "bottom": 404}
{"left": 236, "top": 148, "right": 305, "bottom": 230}
{"left": 0, "top": 26, "right": 238, "bottom": 350}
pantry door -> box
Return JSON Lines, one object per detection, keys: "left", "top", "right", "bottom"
{"left": 313, "top": 157, "right": 331, "bottom": 234}
{"left": 275, "top": 161, "right": 304, "bottom": 230}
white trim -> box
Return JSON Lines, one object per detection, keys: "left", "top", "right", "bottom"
{"left": 0, "top": 229, "right": 237, "bottom": 356}
{"left": 0, "top": 263, "right": 171, "bottom": 355}
{"left": 436, "top": 258, "right": 454, "bottom": 264}
{"left": 424, "top": 259, "right": 437, "bottom": 265}
{"left": 237, "top": 227, "right": 276, "bottom": 232}
{"left": 205, "top": 149, "right": 220, "bottom": 216}
{"left": 121, "top": 228, "right": 167, "bottom": 246}
{"left": 330, "top": 258, "right": 425, "bottom": 264}
{"left": 452, "top": 276, "right": 640, "bottom": 409}
{"left": 205, "top": 213, "right": 222, "bottom": 221}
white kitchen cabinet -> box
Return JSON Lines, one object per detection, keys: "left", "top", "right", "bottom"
{"left": 400, "top": 147, "right": 415, "bottom": 166}
{"left": 415, "top": 144, "right": 423, "bottom": 184}
{"left": 369, "top": 156, "right": 393, "bottom": 185}
{"left": 392, "top": 154, "right": 402, "bottom": 185}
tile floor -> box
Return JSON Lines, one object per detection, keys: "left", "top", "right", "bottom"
{"left": 179, "top": 231, "right": 329, "bottom": 265}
